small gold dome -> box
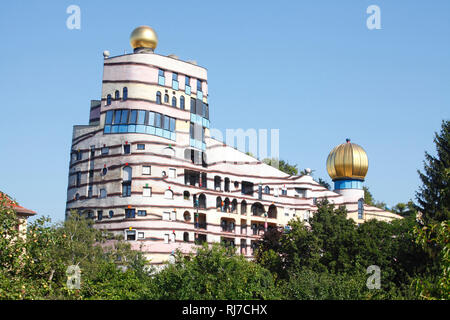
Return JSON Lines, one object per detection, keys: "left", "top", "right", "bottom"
{"left": 326, "top": 139, "right": 368, "bottom": 181}
{"left": 130, "top": 26, "right": 158, "bottom": 50}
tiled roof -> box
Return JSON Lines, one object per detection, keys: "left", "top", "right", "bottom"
{"left": 0, "top": 192, "right": 37, "bottom": 216}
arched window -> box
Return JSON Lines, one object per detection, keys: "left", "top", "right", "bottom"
{"left": 268, "top": 204, "right": 277, "bottom": 219}
{"left": 183, "top": 191, "right": 190, "bottom": 200}
{"left": 241, "top": 200, "right": 247, "bottom": 214}
{"left": 224, "top": 198, "right": 230, "bottom": 212}
{"left": 115, "top": 90, "right": 120, "bottom": 100}
{"left": 214, "top": 176, "right": 221, "bottom": 190}
{"left": 164, "top": 189, "right": 174, "bottom": 199}
{"left": 172, "top": 96, "right": 177, "bottom": 107}
{"left": 251, "top": 202, "right": 265, "bottom": 216}
{"left": 231, "top": 199, "right": 237, "bottom": 213}
{"left": 224, "top": 178, "right": 230, "bottom": 192}
{"left": 264, "top": 186, "right": 270, "bottom": 194}
{"left": 358, "top": 198, "right": 364, "bottom": 219}
{"left": 123, "top": 87, "right": 128, "bottom": 101}
{"left": 164, "top": 94, "right": 169, "bottom": 103}
{"left": 106, "top": 94, "right": 112, "bottom": 105}
{"left": 156, "top": 91, "right": 161, "bottom": 104}
{"left": 109, "top": 210, "right": 114, "bottom": 218}
{"left": 183, "top": 211, "right": 191, "bottom": 221}
{"left": 180, "top": 96, "right": 185, "bottom": 110}
{"left": 123, "top": 166, "right": 132, "bottom": 181}
{"left": 198, "top": 193, "right": 206, "bottom": 209}
{"left": 216, "top": 196, "right": 222, "bottom": 211}
{"left": 183, "top": 232, "right": 189, "bottom": 242}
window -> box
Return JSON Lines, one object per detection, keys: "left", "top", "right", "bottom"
{"left": 125, "top": 209, "right": 135, "bottom": 219}
{"left": 281, "top": 189, "right": 288, "bottom": 196}
{"left": 102, "top": 167, "right": 108, "bottom": 176}
{"left": 171, "top": 211, "right": 177, "bottom": 221}
{"left": 358, "top": 198, "right": 364, "bottom": 219}
{"left": 143, "top": 187, "right": 152, "bottom": 197}
{"left": 138, "top": 232, "right": 145, "bottom": 239}
{"left": 129, "top": 110, "right": 137, "bottom": 124}
{"left": 241, "top": 181, "right": 254, "bottom": 196}
{"left": 164, "top": 94, "right": 169, "bottom": 103}
{"left": 168, "top": 168, "right": 176, "bottom": 179}
{"left": 109, "top": 210, "right": 114, "bottom": 218}
{"left": 75, "top": 193, "right": 80, "bottom": 200}
{"left": 122, "top": 182, "right": 131, "bottom": 197}
{"left": 264, "top": 186, "right": 270, "bottom": 194}
{"left": 87, "top": 186, "right": 92, "bottom": 198}
{"left": 123, "top": 87, "right": 128, "bottom": 101}
{"left": 100, "top": 188, "right": 107, "bottom": 198}
{"left": 76, "top": 172, "right": 81, "bottom": 187}
{"left": 170, "top": 117, "right": 176, "bottom": 132}
{"left": 106, "top": 94, "right": 112, "bottom": 105}
{"left": 158, "top": 69, "right": 165, "bottom": 85}
{"left": 184, "top": 191, "right": 190, "bottom": 200}
{"left": 164, "top": 189, "right": 173, "bottom": 199}
{"left": 164, "top": 234, "right": 169, "bottom": 244}
{"left": 183, "top": 232, "right": 189, "bottom": 242}
{"left": 123, "top": 144, "right": 130, "bottom": 154}
{"left": 76, "top": 151, "right": 82, "bottom": 160}
{"left": 172, "top": 96, "right": 177, "bottom": 107}
{"left": 172, "top": 73, "right": 179, "bottom": 90}
{"left": 190, "top": 98, "right": 196, "bottom": 113}
{"left": 180, "top": 96, "right": 185, "bottom": 110}
{"left": 185, "top": 76, "right": 191, "bottom": 95}
{"left": 105, "top": 110, "right": 113, "bottom": 124}
{"left": 126, "top": 230, "right": 136, "bottom": 240}
{"left": 162, "top": 212, "right": 170, "bottom": 221}
{"left": 115, "top": 90, "right": 120, "bottom": 100}
{"left": 97, "top": 210, "right": 103, "bottom": 221}
{"left": 224, "top": 178, "right": 230, "bottom": 192}
{"left": 170, "top": 232, "right": 175, "bottom": 243}
{"left": 156, "top": 91, "right": 162, "bottom": 104}
{"left": 137, "top": 144, "right": 145, "bottom": 150}
{"left": 101, "top": 147, "right": 109, "bottom": 155}
{"left": 142, "top": 166, "right": 151, "bottom": 175}
{"left": 197, "top": 79, "right": 202, "bottom": 91}
{"left": 138, "top": 210, "right": 147, "bottom": 216}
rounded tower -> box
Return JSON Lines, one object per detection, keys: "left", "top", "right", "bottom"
{"left": 326, "top": 138, "right": 368, "bottom": 202}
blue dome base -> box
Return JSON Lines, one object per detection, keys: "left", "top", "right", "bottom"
{"left": 334, "top": 179, "right": 363, "bottom": 190}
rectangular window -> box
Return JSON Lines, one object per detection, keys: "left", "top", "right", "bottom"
{"left": 76, "top": 151, "right": 82, "bottom": 160}
{"left": 190, "top": 122, "right": 195, "bottom": 139}
{"left": 170, "top": 233, "right": 176, "bottom": 243}
{"left": 137, "top": 144, "right": 145, "bottom": 150}
{"left": 197, "top": 79, "right": 202, "bottom": 91}
{"left": 126, "top": 230, "right": 136, "bottom": 241}
{"left": 137, "top": 110, "right": 146, "bottom": 125}
{"left": 143, "top": 187, "right": 152, "bottom": 197}
{"left": 164, "top": 234, "right": 169, "bottom": 244}
{"left": 142, "top": 166, "right": 151, "bottom": 175}
{"left": 100, "top": 188, "right": 107, "bottom": 198}
{"left": 163, "top": 115, "right": 170, "bottom": 130}
{"left": 138, "top": 232, "right": 145, "bottom": 239}
{"left": 97, "top": 210, "right": 103, "bottom": 221}
{"left": 122, "top": 181, "right": 131, "bottom": 197}
{"left": 185, "top": 76, "right": 190, "bottom": 85}
{"left": 163, "top": 212, "right": 170, "bottom": 221}
{"left": 168, "top": 168, "right": 176, "bottom": 179}
{"left": 76, "top": 172, "right": 81, "bottom": 187}
{"left": 101, "top": 147, "right": 109, "bottom": 155}
{"left": 105, "top": 111, "right": 113, "bottom": 124}
{"left": 120, "top": 110, "right": 129, "bottom": 124}
{"left": 87, "top": 186, "right": 92, "bottom": 198}
{"left": 170, "top": 211, "right": 177, "bottom": 221}
{"left": 125, "top": 209, "right": 135, "bottom": 219}
{"left": 123, "top": 144, "right": 130, "bottom": 154}
{"left": 138, "top": 210, "right": 147, "bottom": 217}
{"left": 158, "top": 69, "right": 165, "bottom": 86}
{"left": 190, "top": 98, "right": 196, "bottom": 114}
{"left": 129, "top": 110, "right": 137, "bottom": 124}
{"left": 169, "top": 118, "right": 176, "bottom": 132}
{"left": 148, "top": 111, "right": 155, "bottom": 126}
{"left": 155, "top": 113, "right": 161, "bottom": 128}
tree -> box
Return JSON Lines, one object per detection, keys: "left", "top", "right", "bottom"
{"left": 316, "top": 178, "right": 331, "bottom": 190}
{"left": 151, "top": 244, "right": 279, "bottom": 299}
{"left": 416, "top": 120, "right": 450, "bottom": 224}
{"left": 363, "top": 186, "right": 387, "bottom": 209}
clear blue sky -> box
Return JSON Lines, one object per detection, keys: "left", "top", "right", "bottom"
{"left": 0, "top": 0, "right": 448, "bottom": 223}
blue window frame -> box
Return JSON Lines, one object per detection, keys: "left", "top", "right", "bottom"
{"left": 122, "top": 182, "right": 131, "bottom": 197}
{"left": 125, "top": 208, "right": 135, "bottom": 218}
{"left": 155, "top": 113, "right": 161, "bottom": 128}
{"left": 197, "top": 79, "right": 202, "bottom": 91}
{"left": 180, "top": 96, "right": 185, "bottom": 110}
{"left": 105, "top": 110, "right": 113, "bottom": 124}
{"left": 164, "top": 94, "right": 169, "bottom": 103}
{"left": 148, "top": 111, "right": 155, "bottom": 126}
{"left": 120, "top": 110, "right": 129, "bottom": 124}
{"left": 172, "top": 96, "right": 177, "bottom": 107}
{"left": 185, "top": 76, "right": 190, "bottom": 86}
{"left": 138, "top": 210, "right": 147, "bottom": 216}
{"left": 113, "top": 110, "right": 121, "bottom": 124}
{"left": 158, "top": 69, "right": 165, "bottom": 85}
{"left": 358, "top": 198, "right": 364, "bottom": 219}
{"left": 170, "top": 118, "right": 176, "bottom": 132}
{"left": 123, "top": 87, "right": 128, "bottom": 101}
{"left": 109, "top": 210, "right": 114, "bottom": 218}
{"left": 137, "top": 110, "right": 146, "bottom": 125}
{"left": 129, "top": 110, "right": 137, "bottom": 124}
{"left": 115, "top": 90, "right": 120, "bottom": 100}
{"left": 156, "top": 91, "right": 161, "bottom": 104}
{"left": 137, "top": 144, "right": 145, "bottom": 150}
{"left": 106, "top": 94, "right": 112, "bottom": 105}
{"left": 163, "top": 115, "right": 170, "bottom": 130}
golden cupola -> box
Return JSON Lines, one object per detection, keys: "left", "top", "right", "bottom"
{"left": 326, "top": 139, "right": 368, "bottom": 181}
{"left": 130, "top": 26, "right": 158, "bottom": 52}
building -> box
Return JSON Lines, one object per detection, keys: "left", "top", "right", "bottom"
{"left": 65, "top": 26, "right": 401, "bottom": 266}
{"left": 1, "top": 192, "right": 37, "bottom": 235}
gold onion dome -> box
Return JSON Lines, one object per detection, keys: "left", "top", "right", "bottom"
{"left": 130, "top": 26, "right": 158, "bottom": 50}
{"left": 326, "top": 139, "right": 369, "bottom": 181}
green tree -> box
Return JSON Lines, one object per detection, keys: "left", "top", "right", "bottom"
{"left": 416, "top": 120, "right": 450, "bottom": 224}
{"left": 151, "top": 244, "right": 279, "bottom": 299}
